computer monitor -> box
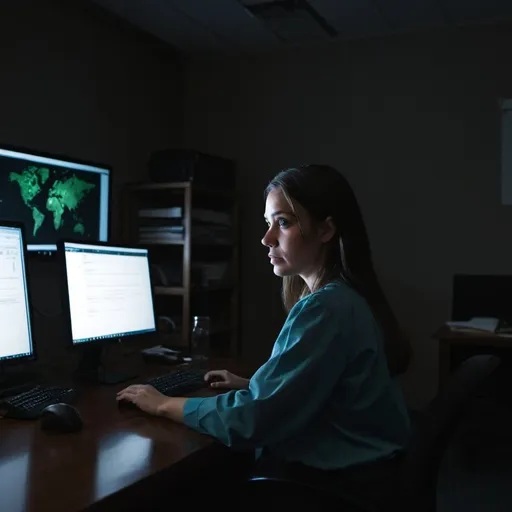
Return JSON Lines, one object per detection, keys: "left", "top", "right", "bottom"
{"left": 452, "top": 274, "right": 512, "bottom": 324}
{"left": 0, "top": 222, "right": 34, "bottom": 365}
{"left": 60, "top": 241, "right": 156, "bottom": 384}
{"left": 0, "top": 144, "right": 111, "bottom": 253}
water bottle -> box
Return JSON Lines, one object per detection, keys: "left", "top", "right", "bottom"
{"left": 191, "top": 316, "right": 210, "bottom": 363}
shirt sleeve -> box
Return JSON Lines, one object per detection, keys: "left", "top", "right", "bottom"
{"left": 183, "top": 294, "right": 351, "bottom": 449}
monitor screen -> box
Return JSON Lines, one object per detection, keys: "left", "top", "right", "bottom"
{"left": 452, "top": 274, "right": 512, "bottom": 323}
{"left": 62, "top": 242, "right": 156, "bottom": 345}
{"left": 0, "top": 224, "right": 34, "bottom": 362}
{"left": 0, "top": 145, "right": 110, "bottom": 252}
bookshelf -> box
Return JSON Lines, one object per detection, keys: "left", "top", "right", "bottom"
{"left": 122, "top": 180, "right": 239, "bottom": 357}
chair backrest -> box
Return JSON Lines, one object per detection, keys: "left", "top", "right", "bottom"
{"left": 400, "top": 354, "right": 501, "bottom": 512}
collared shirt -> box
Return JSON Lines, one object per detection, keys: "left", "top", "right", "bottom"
{"left": 184, "top": 280, "right": 410, "bottom": 470}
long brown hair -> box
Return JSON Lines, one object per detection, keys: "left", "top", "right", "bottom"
{"left": 265, "top": 164, "right": 412, "bottom": 376}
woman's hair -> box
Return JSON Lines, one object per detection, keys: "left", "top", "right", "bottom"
{"left": 264, "top": 164, "right": 412, "bottom": 376}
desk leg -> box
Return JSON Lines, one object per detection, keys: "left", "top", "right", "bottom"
{"left": 438, "top": 341, "right": 451, "bottom": 391}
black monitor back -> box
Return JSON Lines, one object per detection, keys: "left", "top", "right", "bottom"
{"left": 452, "top": 274, "right": 512, "bottom": 323}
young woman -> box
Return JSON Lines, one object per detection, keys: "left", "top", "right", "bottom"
{"left": 117, "top": 164, "right": 411, "bottom": 477}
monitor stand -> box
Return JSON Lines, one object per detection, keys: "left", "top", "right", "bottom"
{"left": 75, "top": 342, "right": 138, "bottom": 385}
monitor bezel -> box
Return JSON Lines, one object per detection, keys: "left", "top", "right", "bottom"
{"left": 0, "top": 142, "right": 112, "bottom": 255}
{"left": 58, "top": 239, "right": 158, "bottom": 349}
{"left": 0, "top": 220, "right": 37, "bottom": 365}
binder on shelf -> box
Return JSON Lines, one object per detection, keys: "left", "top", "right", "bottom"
{"left": 139, "top": 226, "right": 184, "bottom": 235}
{"left": 139, "top": 234, "right": 184, "bottom": 243}
{"left": 138, "top": 207, "right": 182, "bottom": 218}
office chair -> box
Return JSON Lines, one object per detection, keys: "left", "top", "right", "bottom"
{"left": 244, "top": 354, "right": 501, "bottom": 512}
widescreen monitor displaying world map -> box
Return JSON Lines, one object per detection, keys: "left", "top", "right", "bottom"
{"left": 0, "top": 146, "right": 110, "bottom": 252}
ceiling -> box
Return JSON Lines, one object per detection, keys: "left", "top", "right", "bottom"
{"left": 90, "top": 0, "right": 512, "bottom": 54}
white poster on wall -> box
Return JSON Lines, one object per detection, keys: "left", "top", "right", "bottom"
{"left": 501, "top": 99, "right": 512, "bottom": 205}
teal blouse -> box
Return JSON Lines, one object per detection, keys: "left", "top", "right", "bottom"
{"left": 183, "top": 280, "right": 411, "bottom": 470}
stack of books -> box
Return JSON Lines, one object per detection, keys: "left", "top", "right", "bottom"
{"left": 138, "top": 207, "right": 184, "bottom": 244}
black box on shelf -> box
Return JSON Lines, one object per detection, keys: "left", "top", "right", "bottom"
{"left": 148, "top": 149, "right": 235, "bottom": 190}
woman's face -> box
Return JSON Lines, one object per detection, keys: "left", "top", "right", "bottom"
{"left": 261, "top": 188, "right": 333, "bottom": 288}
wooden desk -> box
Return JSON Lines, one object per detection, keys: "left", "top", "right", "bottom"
{"left": 0, "top": 361, "right": 253, "bottom": 512}
{"left": 434, "top": 326, "right": 512, "bottom": 389}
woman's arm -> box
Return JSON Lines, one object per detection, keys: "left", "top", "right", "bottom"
{"left": 116, "top": 384, "right": 188, "bottom": 423}
{"left": 158, "top": 397, "right": 188, "bottom": 423}
{"left": 182, "top": 295, "right": 350, "bottom": 449}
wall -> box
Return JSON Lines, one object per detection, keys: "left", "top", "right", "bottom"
{"left": 184, "top": 24, "right": 512, "bottom": 407}
{"left": 0, "top": 0, "right": 184, "bottom": 377}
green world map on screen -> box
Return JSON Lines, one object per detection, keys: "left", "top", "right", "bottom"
{"left": 9, "top": 165, "right": 96, "bottom": 236}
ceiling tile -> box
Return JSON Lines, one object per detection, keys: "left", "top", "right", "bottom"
{"left": 91, "top": 0, "right": 512, "bottom": 54}
{"left": 264, "top": 8, "right": 333, "bottom": 42}
{"left": 311, "top": 0, "right": 391, "bottom": 38}
{"left": 244, "top": 1, "right": 336, "bottom": 43}
{"left": 240, "top": 0, "right": 272, "bottom": 5}
{"left": 171, "top": 0, "right": 280, "bottom": 49}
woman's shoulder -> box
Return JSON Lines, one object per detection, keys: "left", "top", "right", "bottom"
{"left": 313, "top": 279, "right": 364, "bottom": 306}
{"left": 293, "top": 279, "right": 367, "bottom": 316}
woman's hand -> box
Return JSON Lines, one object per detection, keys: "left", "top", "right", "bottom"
{"left": 116, "top": 384, "right": 170, "bottom": 416}
{"left": 204, "top": 369, "right": 249, "bottom": 390}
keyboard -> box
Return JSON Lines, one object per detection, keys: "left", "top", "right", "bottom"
{"left": 0, "top": 382, "right": 35, "bottom": 400}
{"left": 0, "top": 385, "right": 76, "bottom": 420}
{"left": 145, "top": 369, "right": 206, "bottom": 396}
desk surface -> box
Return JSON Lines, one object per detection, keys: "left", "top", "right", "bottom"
{"left": 0, "top": 360, "right": 249, "bottom": 512}
{"left": 434, "top": 325, "right": 512, "bottom": 347}
{"left": 434, "top": 326, "right": 512, "bottom": 388}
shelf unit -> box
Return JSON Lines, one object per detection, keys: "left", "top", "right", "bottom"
{"left": 122, "top": 180, "right": 239, "bottom": 357}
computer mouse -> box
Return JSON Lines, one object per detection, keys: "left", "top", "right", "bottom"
{"left": 40, "top": 403, "right": 83, "bottom": 433}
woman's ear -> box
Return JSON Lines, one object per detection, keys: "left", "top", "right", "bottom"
{"left": 319, "top": 216, "right": 336, "bottom": 243}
